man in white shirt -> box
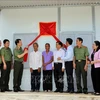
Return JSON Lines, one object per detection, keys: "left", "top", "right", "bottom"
{"left": 29, "top": 43, "right": 42, "bottom": 92}
{"left": 53, "top": 41, "right": 65, "bottom": 93}
{"left": 58, "top": 38, "right": 74, "bottom": 93}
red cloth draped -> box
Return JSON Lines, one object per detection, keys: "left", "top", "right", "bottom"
{"left": 24, "top": 22, "right": 66, "bottom": 62}
{"left": 40, "top": 22, "right": 56, "bottom": 35}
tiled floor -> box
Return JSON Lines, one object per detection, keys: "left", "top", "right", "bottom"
{"left": 0, "top": 92, "right": 100, "bottom": 100}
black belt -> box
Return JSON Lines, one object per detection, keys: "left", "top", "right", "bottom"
{"left": 76, "top": 60, "right": 86, "bottom": 62}
{"left": 14, "top": 60, "right": 23, "bottom": 63}
{"left": 33, "top": 69, "right": 38, "bottom": 71}
{"left": 6, "top": 61, "right": 11, "bottom": 63}
{"left": 54, "top": 62, "right": 62, "bottom": 64}
{"left": 65, "top": 61, "right": 73, "bottom": 63}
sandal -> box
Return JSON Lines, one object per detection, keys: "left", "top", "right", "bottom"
{"left": 95, "top": 92, "right": 100, "bottom": 95}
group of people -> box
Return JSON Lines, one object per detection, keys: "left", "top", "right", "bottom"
{"left": 0, "top": 37, "right": 100, "bottom": 95}
{"left": 0, "top": 39, "right": 28, "bottom": 92}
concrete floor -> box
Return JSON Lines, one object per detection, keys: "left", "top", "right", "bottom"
{"left": 0, "top": 92, "right": 100, "bottom": 100}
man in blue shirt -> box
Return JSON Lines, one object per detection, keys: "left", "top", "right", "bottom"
{"left": 58, "top": 38, "right": 74, "bottom": 93}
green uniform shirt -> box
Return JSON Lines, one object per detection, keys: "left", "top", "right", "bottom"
{"left": 14, "top": 47, "right": 23, "bottom": 62}
{"left": 0, "top": 49, "right": 2, "bottom": 64}
{"left": 74, "top": 45, "right": 89, "bottom": 60}
{"left": 1, "top": 47, "right": 13, "bottom": 62}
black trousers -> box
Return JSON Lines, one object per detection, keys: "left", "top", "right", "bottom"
{"left": 43, "top": 70, "right": 52, "bottom": 91}
{"left": 95, "top": 68, "right": 100, "bottom": 93}
{"left": 0, "top": 64, "right": 3, "bottom": 89}
{"left": 31, "top": 70, "right": 41, "bottom": 91}
{"left": 13, "top": 61, "right": 23, "bottom": 89}
{"left": 91, "top": 65, "right": 96, "bottom": 92}
{"left": 54, "top": 63, "right": 64, "bottom": 91}
{"left": 65, "top": 61, "right": 74, "bottom": 91}
{"left": 2, "top": 61, "right": 11, "bottom": 90}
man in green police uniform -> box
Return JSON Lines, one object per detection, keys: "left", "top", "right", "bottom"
{"left": 1, "top": 39, "right": 13, "bottom": 92}
{"left": 13, "top": 39, "right": 28, "bottom": 92}
{"left": 73, "top": 37, "right": 89, "bottom": 94}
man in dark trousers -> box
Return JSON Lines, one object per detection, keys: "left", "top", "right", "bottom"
{"left": 13, "top": 39, "right": 28, "bottom": 92}
{"left": 58, "top": 38, "right": 74, "bottom": 93}
{"left": 53, "top": 41, "right": 65, "bottom": 93}
{"left": 73, "top": 37, "right": 89, "bottom": 94}
{"left": 29, "top": 43, "right": 42, "bottom": 92}
{"left": 1, "top": 39, "right": 13, "bottom": 92}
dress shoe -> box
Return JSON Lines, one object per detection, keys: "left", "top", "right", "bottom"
{"left": 30, "top": 90, "right": 35, "bottom": 92}
{"left": 54, "top": 89, "right": 59, "bottom": 92}
{"left": 66, "top": 90, "right": 70, "bottom": 93}
{"left": 18, "top": 88, "right": 24, "bottom": 92}
{"left": 18, "top": 89, "right": 24, "bottom": 92}
{"left": 1, "top": 89, "right": 5, "bottom": 92}
{"left": 59, "top": 90, "right": 63, "bottom": 93}
{"left": 94, "top": 92, "right": 100, "bottom": 95}
{"left": 83, "top": 91, "right": 88, "bottom": 94}
{"left": 5, "top": 89, "right": 12, "bottom": 92}
{"left": 35, "top": 90, "right": 39, "bottom": 92}
{"left": 76, "top": 91, "right": 82, "bottom": 94}
{"left": 70, "top": 90, "right": 74, "bottom": 93}
{"left": 14, "top": 88, "right": 18, "bottom": 92}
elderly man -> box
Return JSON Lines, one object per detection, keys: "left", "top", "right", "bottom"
{"left": 29, "top": 43, "right": 42, "bottom": 92}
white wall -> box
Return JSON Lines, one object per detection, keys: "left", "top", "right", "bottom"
{"left": 0, "top": 6, "right": 100, "bottom": 91}
{"left": 0, "top": 11, "right": 1, "bottom": 40}
{"left": 95, "top": 6, "right": 100, "bottom": 40}
{"left": 61, "top": 6, "right": 92, "bottom": 31}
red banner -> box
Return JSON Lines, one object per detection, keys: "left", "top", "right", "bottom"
{"left": 40, "top": 22, "right": 56, "bottom": 35}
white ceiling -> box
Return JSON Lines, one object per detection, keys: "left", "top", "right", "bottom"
{"left": 0, "top": 0, "right": 100, "bottom": 9}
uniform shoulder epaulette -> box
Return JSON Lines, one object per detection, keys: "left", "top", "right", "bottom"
{"left": 82, "top": 45, "right": 87, "bottom": 48}
{"left": 1, "top": 47, "right": 4, "bottom": 50}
